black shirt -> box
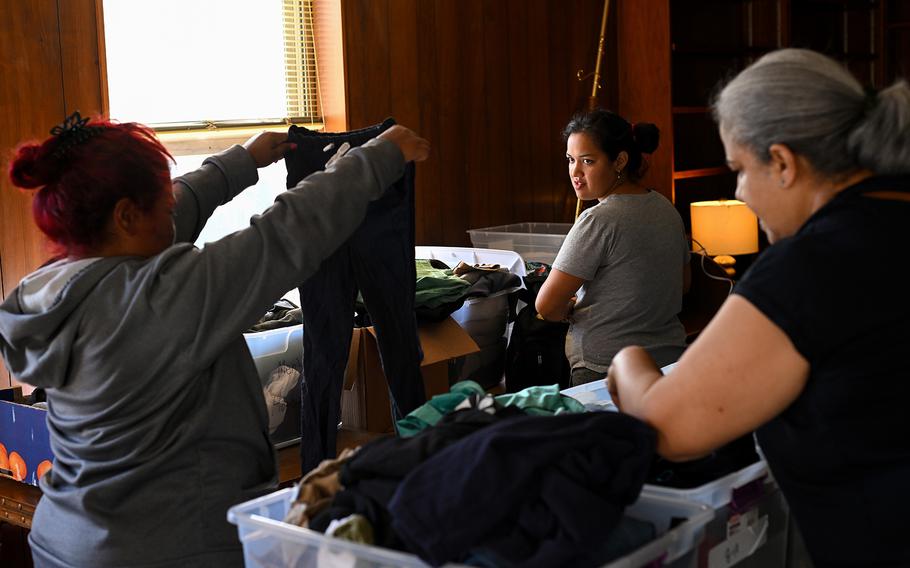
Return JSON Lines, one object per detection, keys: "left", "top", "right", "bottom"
{"left": 735, "top": 175, "right": 910, "bottom": 567}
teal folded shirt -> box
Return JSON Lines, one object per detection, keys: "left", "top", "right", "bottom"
{"left": 494, "top": 384, "right": 586, "bottom": 416}
{"left": 397, "top": 381, "right": 485, "bottom": 438}
{"left": 397, "top": 381, "right": 585, "bottom": 437}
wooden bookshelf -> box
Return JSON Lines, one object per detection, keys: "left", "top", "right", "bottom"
{"left": 617, "top": 0, "right": 907, "bottom": 235}
{"left": 673, "top": 167, "right": 730, "bottom": 180}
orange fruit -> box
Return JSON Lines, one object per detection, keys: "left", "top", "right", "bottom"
{"left": 0, "top": 443, "right": 8, "bottom": 471}
{"left": 36, "top": 460, "right": 53, "bottom": 480}
{"left": 8, "top": 452, "right": 26, "bottom": 481}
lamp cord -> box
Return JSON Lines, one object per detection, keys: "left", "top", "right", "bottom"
{"left": 690, "top": 238, "right": 735, "bottom": 296}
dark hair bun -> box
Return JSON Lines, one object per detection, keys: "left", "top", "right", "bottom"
{"left": 8, "top": 144, "right": 55, "bottom": 190}
{"left": 632, "top": 123, "right": 660, "bottom": 154}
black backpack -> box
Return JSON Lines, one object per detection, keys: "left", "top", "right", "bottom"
{"left": 504, "top": 264, "right": 571, "bottom": 392}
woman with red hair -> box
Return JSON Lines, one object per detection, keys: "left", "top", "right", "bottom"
{"left": 0, "top": 112, "right": 429, "bottom": 567}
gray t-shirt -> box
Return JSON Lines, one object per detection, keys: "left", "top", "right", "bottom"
{"left": 553, "top": 190, "right": 689, "bottom": 370}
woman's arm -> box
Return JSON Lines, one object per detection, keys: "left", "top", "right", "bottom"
{"left": 608, "top": 294, "right": 809, "bottom": 461}
{"left": 536, "top": 269, "right": 584, "bottom": 321}
{"left": 172, "top": 133, "right": 292, "bottom": 243}
{"left": 149, "top": 133, "right": 424, "bottom": 371}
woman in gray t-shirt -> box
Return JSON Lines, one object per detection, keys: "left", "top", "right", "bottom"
{"left": 536, "top": 109, "right": 689, "bottom": 386}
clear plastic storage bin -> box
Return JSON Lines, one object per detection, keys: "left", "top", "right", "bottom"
{"left": 245, "top": 324, "right": 304, "bottom": 386}
{"left": 641, "top": 460, "right": 789, "bottom": 568}
{"left": 416, "top": 246, "right": 525, "bottom": 388}
{"left": 561, "top": 379, "right": 787, "bottom": 567}
{"left": 415, "top": 246, "right": 525, "bottom": 343}
{"left": 228, "top": 488, "right": 713, "bottom": 568}
{"left": 415, "top": 246, "right": 527, "bottom": 279}
{"left": 467, "top": 222, "right": 572, "bottom": 265}
{"left": 244, "top": 324, "right": 304, "bottom": 449}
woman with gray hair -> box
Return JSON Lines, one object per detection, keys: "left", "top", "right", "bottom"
{"left": 606, "top": 48, "right": 910, "bottom": 567}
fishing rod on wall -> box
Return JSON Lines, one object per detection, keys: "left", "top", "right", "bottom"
{"left": 572, "top": 0, "right": 612, "bottom": 221}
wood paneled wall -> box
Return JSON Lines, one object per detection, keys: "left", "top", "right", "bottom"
{"left": 336, "top": 0, "right": 610, "bottom": 246}
{"left": 615, "top": 0, "right": 673, "bottom": 202}
{"left": 1, "top": 0, "right": 617, "bottom": 384}
{"left": 0, "top": 0, "right": 104, "bottom": 387}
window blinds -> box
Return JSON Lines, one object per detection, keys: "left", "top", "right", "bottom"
{"left": 284, "top": 0, "right": 323, "bottom": 122}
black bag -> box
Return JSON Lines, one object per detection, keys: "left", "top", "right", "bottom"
{"left": 504, "top": 263, "right": 571, "bottom": 392}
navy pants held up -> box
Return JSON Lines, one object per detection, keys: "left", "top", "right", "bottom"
{"left": 285, "top": 120, "right": 426, "bottom": 474}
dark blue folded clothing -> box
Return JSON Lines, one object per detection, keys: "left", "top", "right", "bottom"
{"left": 387, "top": 411, "right": 656, "bottom": 567}
{"left": 308, "top": 406, "right": 526, "bottom": 549}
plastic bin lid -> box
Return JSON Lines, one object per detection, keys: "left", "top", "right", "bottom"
{"left": 466, "top": 222, "right": 573, "bottom": 235}
{"left": 415, "top": 246, "right": 527, "bottom": 276}
{"left": 641, "top": 460, "right": 769, "bottom": 509}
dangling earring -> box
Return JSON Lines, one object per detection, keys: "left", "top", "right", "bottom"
{"left": 609, "top": 169, "right": 624, "bottom": 192}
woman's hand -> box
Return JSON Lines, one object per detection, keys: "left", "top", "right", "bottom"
{"left": 605, "top": 367, "right": 620, "bottom": 409}
{"left": 377, "top": 125, "right": 431, "bottom": 163}
{"left": 565, "top": 296, "right": 577, "bottom": 323}
{"left": 536, "top": 269, "right": 584, "bottom": 322}
{"left": 243, "top": 132, "right": 297, "bottom": 168}
{"left": 607, "top": 346, "right": 660, "bottom": 413}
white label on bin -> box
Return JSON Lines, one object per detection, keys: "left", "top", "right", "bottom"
{"left": 708, "top": 513, "right": 769, "bottom": 568}
{"left": 726, "top": 508, "right": 757, "bottom": 539}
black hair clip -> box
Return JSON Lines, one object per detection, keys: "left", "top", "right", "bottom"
{"left": 50, "top": 111, "right": 103, "bottom": 158}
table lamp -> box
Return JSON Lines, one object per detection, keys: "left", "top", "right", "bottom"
{"left": 690, "top": 199, "right": 759, "bottom": 276}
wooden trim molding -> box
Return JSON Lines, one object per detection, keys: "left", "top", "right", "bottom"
{"left": 94, "top": 0, "right": 109, "bottom": 117}
{"left": 58, "top": 0, "right": 105, "bottom": 117}
{"left": 314, "top": 0, "right": 347, "bottom": 131}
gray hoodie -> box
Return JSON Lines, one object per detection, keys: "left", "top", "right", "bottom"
{"left": 0, "top": 138, "right": 404, "bottom": 567}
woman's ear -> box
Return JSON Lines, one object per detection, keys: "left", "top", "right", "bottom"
{"left": 615, "top": 150, "right": 629, "bottom": 172}
{"left": 111, "top": 198, "right": 140, "bottom": 236}
{"left": 768, "top": 143, "right": 798, "bottom": 189}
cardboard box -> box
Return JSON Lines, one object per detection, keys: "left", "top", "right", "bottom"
{"left": 0, "top": 397, "right": 53, "bottom": 487}
{"left": 341, "top": 317, "right": 479, "bottom": 433}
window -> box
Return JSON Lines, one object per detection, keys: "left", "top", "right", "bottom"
{"left": 102, "top": 0, "right": 322, "bottom": 132}
{"left": 102, "top": 0, "right": 323, "bottom": 250}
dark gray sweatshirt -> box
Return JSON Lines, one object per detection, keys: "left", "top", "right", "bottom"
{"left": 0, "top": 138, "right": 404, "bottom": 567}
